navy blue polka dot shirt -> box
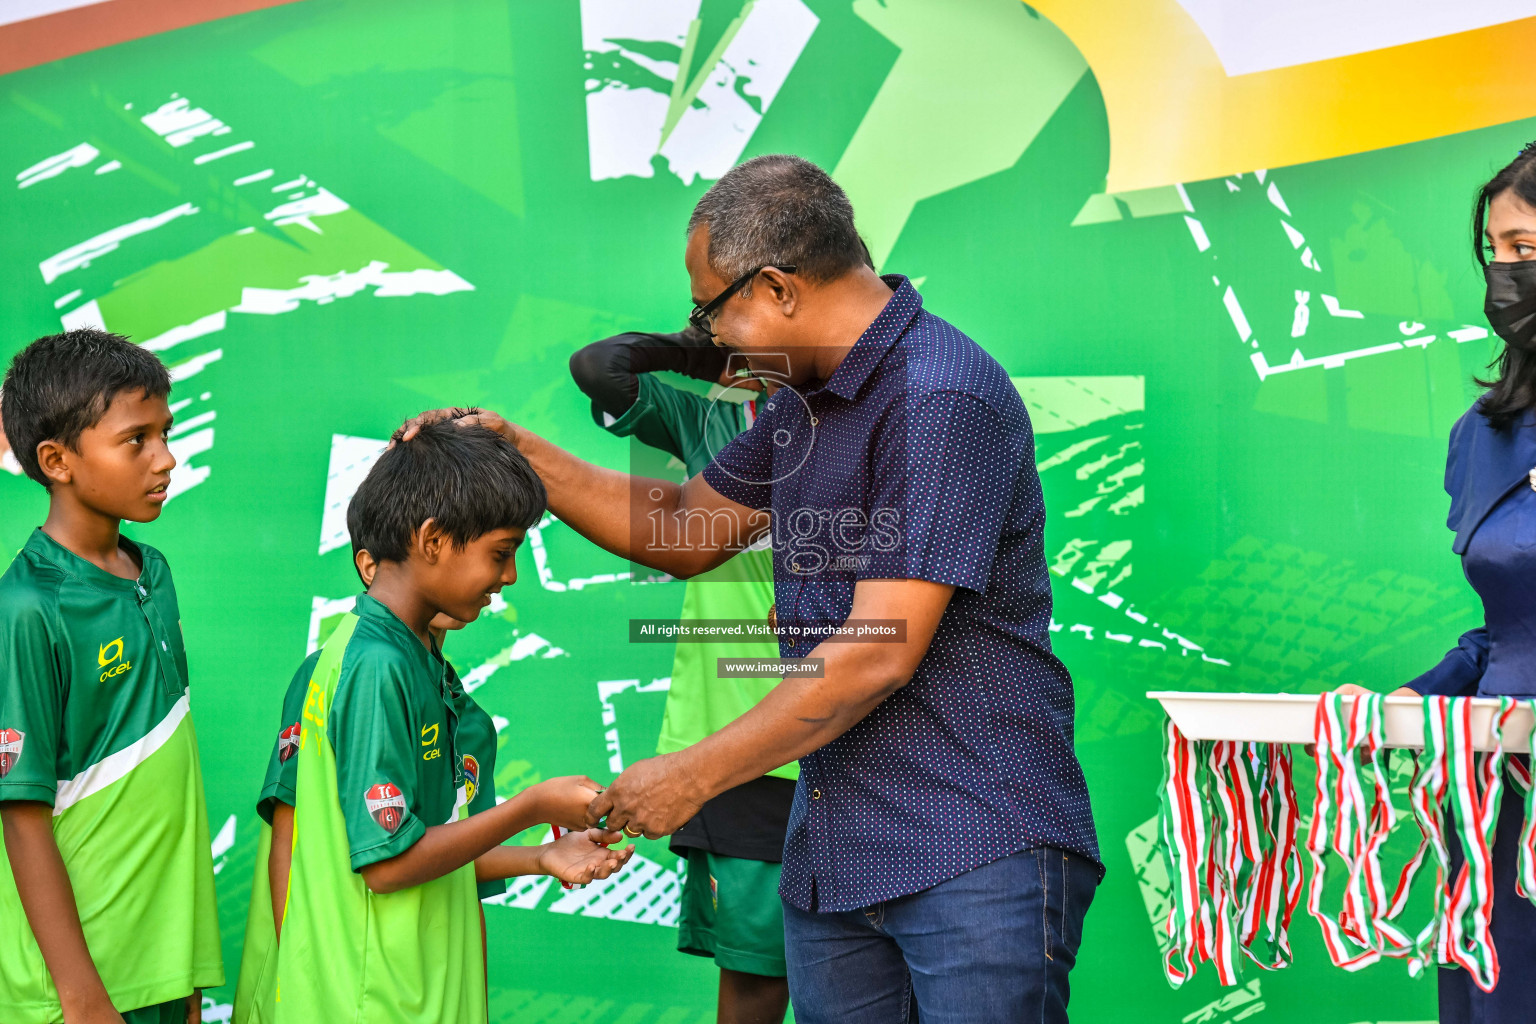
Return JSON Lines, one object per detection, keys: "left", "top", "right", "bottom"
{"left": 702, "top": 276, "right": 1103, "bottom": 913}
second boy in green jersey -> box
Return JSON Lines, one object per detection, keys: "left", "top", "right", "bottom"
{"left": 233, "top": 546, "right": 630, "bottom": 1024}
{"left": 274, "top": 422, "right": 611, "bottom": 1024}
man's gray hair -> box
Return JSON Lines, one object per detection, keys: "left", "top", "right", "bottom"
{"left": 688, "top": 154, "right": 869, "bottom": 286}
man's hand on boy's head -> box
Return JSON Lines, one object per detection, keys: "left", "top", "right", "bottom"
{"left": 530, "top": 775, "right": 605, "bottom": 831}
{"left": 585, "top": 752, "right": 705, "bottom": 840}
{"left": 538, "top": 828, "right": 635, "bottom": 885}
{"left": 394, "top": 407, "right": 518, "bottom": 447}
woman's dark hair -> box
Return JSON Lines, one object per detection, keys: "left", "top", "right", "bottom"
{"left": 348, "top": 420, "right": 546, "bottom": 563}
{"left": 1472, "top": 143, "right": 1536, "bottom": 430}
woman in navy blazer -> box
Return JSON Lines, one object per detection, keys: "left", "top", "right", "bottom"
{"left": 1339, "top": 145, "right": 1536, "bottom": 1022}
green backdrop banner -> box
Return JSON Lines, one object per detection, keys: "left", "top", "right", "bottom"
{"left": 2, "top": 1, "right": 1529, "bottom": 1021}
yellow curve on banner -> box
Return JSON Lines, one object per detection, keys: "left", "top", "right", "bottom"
{"left": 1030, "top": 0, "right": 1536, "bottom": 192}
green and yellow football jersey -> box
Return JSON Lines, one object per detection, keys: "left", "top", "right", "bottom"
{"left": 0, "top": 529, "right": 223, "bottom": 1022}
{"left": 274, "top": 594, "right": 482, "bottom": 1024}
{"left": 235, "top": 635, "right": 503, "bottom": 1024}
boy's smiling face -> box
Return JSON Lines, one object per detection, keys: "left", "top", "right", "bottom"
{"left": 36, "top": 388, "right": 176, "bottom": 523}
{"left": 422, "top": 525, "right": 526, "bottom": 624}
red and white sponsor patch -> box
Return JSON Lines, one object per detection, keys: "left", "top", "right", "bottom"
{"left": 365, "top": 782, "right": 406, "bottom": 833}
{"left": 0, "top": 729, "right": 22, "bottom": 778}
{"left": 277, "top": 722, "right": 300, "bottom": 763}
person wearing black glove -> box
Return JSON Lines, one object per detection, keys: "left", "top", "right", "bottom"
{"left": 570, "top": 327, "right": 794, "bottom": 1024}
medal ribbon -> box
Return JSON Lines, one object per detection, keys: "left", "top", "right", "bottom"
{"left": 1158, "top": 723, "right": 1303, "bottom": 986}
{"left": 1495, "top": 698, "right": 1536, "bottom": 905}
{"left": 1305, "top": 692, "right": 1396, "bottom": 970}
{"left": 1158, "top": 718, "right": 1213, "bottom": 987}
{"left": 1437, "top": 697, "right": 1506, "bottom": 991}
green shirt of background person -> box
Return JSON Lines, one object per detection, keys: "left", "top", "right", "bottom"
{"left": 571, "top": 326, "right": 796, "bottom": 1022}
{"left": 0, "top": 329, "right": 222, "bottom": 1024}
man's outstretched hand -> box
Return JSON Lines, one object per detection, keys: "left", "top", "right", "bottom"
{"left": 586, "top": 753, "right": 707, "bottom": 840}
{"left": 394, "top": 407, "right": 517, "bottom": 446}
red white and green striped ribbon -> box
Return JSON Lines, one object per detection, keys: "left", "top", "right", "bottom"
{"left": 1158, "top": 718, "right": 1215, "bottom": 987}
{"left": 1305, "top": 692, "right": 1399, "bottom": 970}
{"left": 1495, "top": 697, "right": 1536, "bottom": 905}
{"left": 1157, "top": 722, "right": 1302, "bottom": 986}
{"left": 1157, "top": 694, "right": 1526, "bottom": 989}
{"left": 1436, "top": 697, "right": 1506, "bottom": 991}
{"left": 1233, "top": 742, "right": 1302, "bottom": 969}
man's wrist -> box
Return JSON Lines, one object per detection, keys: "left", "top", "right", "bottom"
{"left": 668, "top": 748, "right": 716, "bottom": 808}
{"left": 501, "top": 419, "right": 524, "bottom": 449}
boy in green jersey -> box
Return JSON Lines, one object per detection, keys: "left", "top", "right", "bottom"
{"left": 571, "top": 328, "right": 795, "bottom": 1023}
{"left": 273, "top": 420, "right": 610, "bottom": 1024}
{"left": 233, "top": 542, "right": 631, "bottom": 1024}
{"left": 0, "top": 329, "right": 223, "bottom": 1024}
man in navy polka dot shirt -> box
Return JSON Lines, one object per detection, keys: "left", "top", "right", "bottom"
{"left": 402, "top": 154, "right": 1101, "bottom": 1023}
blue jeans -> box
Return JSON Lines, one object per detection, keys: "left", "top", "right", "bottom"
{"left": 783, "top": 847, "right": 1097, "bottom": 1024}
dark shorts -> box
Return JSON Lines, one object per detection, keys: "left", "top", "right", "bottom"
{"left": 678, "top": 848, "right": 788, "bottom": 977}
{"left": 122, "top": 997, "right": 188, "bottom": 1024}
{"left": 783, "top": 847, "right": 1098, "bottom": 1024}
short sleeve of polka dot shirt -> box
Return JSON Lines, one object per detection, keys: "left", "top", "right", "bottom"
{"left": 703, "top": 276, "right": 1102, "bottom": 913}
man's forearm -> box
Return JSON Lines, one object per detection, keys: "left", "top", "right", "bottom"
{"left": 513, "top": 427, "right": 750, "bottom": 578}
{"left": 675, "top": 643, "right": 906, "bottom": 799}
{"left": 361, "top": 789, "right": 546, "bottom": 894}
{"left": 0, "top": 803, "right": 115, "bottom": 1015}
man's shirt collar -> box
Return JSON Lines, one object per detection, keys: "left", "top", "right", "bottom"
{"left": 820, "top": 275, "right": 923, "bottom": 401}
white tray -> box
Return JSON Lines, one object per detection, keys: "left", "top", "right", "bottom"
{"left": 1146, "top": 691, "right": 1534, "bottom": 755}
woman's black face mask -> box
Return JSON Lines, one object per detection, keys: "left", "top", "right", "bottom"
{"left": 1485, "top": 260, "right": 1536, "bottom": 351}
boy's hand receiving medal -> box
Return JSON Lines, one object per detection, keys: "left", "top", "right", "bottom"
{"left": 531, "top": 775, "right": 606, "bottom": 831}
{"left": 539, "top": 827, "right": 635, "bottom": 886}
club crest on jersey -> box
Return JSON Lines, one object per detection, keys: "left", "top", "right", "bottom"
{"left": 277, "top": 722, "right": 300, "bottom": 763}
{"left": 365, "top": 782, "right": 406, "bottom": 833}
{"left": 462, "top": 754, "right": 479, "bottom": 803}
{"left": 0, "top": 729, "right": 23, "bottom": 778}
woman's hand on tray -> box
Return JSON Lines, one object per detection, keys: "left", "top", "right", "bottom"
{"left": 1331, "top": 683, "right": 1415, "bottom": 698}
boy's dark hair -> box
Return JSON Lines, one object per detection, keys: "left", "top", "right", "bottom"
{"left": 2, "top": 329, "right": 172, "bottom": 487}
{"left": 346, "top": 499, "right": 375, "bottom": 585}
{"left": 349, "top": 420, "right": 547, "bottom": 563}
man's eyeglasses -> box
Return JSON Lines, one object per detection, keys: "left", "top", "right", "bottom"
{"left": 688, "top": 264, "right": 796, "bottom": 335}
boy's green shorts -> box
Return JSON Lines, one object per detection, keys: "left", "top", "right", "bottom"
{"left": 122, "top": 998, "right": 189, "bottom": 1024}
{"left": 677, "top": 848, "right": 787, "bottom": 978}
